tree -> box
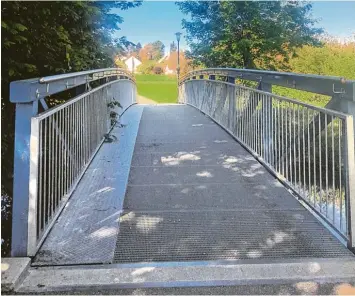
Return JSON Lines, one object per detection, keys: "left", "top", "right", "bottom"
{"left": 135, "top": 42, "right": 142, "bottom": 55}
{"left": 139, "top": 41, "right": 165, "bottom": 61}
{"left": 1, "top": 0, "right": 140, "bottom": 256}
{"left": 170, "top": 41, "right": 177, "bottom": 53}
{"left": 151, "top": 40, "right": 165, "bottom": 60}
{"left": 176, "top": 1, "right": 322, "bottom": 69}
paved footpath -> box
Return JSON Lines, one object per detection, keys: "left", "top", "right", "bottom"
{"left": 114, "top": 105, "right": 353, "bottom": 263}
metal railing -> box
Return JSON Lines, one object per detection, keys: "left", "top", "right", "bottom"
{"left": 11, "top": 68, "right": 136, "bottom": 256}
{"left": 179, "top": 69, "right": 355, "bottom": 249}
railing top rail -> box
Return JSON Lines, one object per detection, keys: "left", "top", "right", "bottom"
{"left": 38, "top": 68, "right": 134, "bottom": 84}
{"left": 180, "top": 68, "right": 355, "bottom": 101}
{"left": 10, "top": 67, "right": 135, "bottom": 103}
{"left": 34, "top": 79, "right": 132, "bottom": 121}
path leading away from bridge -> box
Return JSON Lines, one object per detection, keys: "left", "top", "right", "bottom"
{"left": 33, "top": 104, "right": 353, "bottom": 266}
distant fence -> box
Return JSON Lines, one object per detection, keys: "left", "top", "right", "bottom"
{"left": 179, "top": 68, "right": 355, "bottom": 250}
{"left": 10, "top": 68, "right": 136, "bottom": 256}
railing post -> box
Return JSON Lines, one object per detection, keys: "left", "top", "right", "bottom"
{"left": 258, "top": 82, "right": 273, "bottom": 163}
{"left": 11, "top": 100, "right": 38, "bottom": 256}
{"left": 27, "top": 117, "right": 40, "bottom": 256}
{"left": 344, "top": 115, "right": 355, "bottom": 249}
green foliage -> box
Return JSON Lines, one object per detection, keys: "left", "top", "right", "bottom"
{"left": 273, "top": 43, "right": 355, "bottom": 107}
{"left": 170, "top": 41, "right": 177, "bottom": 53}
{"left": 289, "top": 44, "right": 355, "bottom": 79}
{"left": 176, "top": 1, "right": 322, "bottom": 69}
{"left": 136, "top": 74, "right": 178, "bottom": 103}
{"left": 1, "top": 0, "right": 140, "bottom": 256}
{"left": 137, "top": 60, "right": 156, "bottom": 74}
{"left": 151, "top": 40, "right": 165, "bottom": 60}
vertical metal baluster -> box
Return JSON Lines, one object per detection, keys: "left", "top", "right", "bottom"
{"left": 302, "top": 108, "right": 306, "bottom": 198}
{"left": 56, "top": 111, "right": 60, "bottom": 209}
{"left": 65, "top": 107, "right": 69, "bottom": 195}
{"left": 307, "top": 109, "right": 311, "bottom": 201}
{"left": 76, "top": 102, "right": 80, "bottom": 179}
{"left": 79, "top": 100, "right": 83, "bottom": 170}
{"left": 70, "top": 103, "right": 74, "bottom": 188}
{"left": 255, "top": 94, "right": 257, "bottom": 152}
{"left": 58, "top": 111, "right": 61, "bottom": 207}
{"left": 293, "top": 104, "right": 296, "bottom": 188}
{"left": 258, "top": 93, "right": 261, "bottom": 155}
{"left": 86, "top": 96, "right": 90, "bottom": 162}
{"left": 62, "top": 107, "right": 66, "bottom": 198}
{"left": 84, "top": 97, "right": 87, "bottom": 164}
{"left": 73, "top": 102, "right": 77, "bottom": 181}
{"left": 285, "top": 102, "right": 289, "bottom": 182}
{"left": 325, "top": 113, "right": 328, "bottom": 218}
{"left": 255, "top": 93, "right": 260, "bottom": 155}
{"left": 38, "top": 120, "right": 43, "bottom": 238}
{"left": 54, "top": 112, "right": 58, "bottom": 212}
{"left": 88, "top": 95, "right": 92, "bottom": 157}
{"left": 297, "top": 106, "right": 301, "bottom": 193}
{"left": 241, "top": 89, "right": 244, "bottom": 143}
{"left": 261, "top": 94, "right": 265, "bottom": 159}
{"left": 43, "top": 118, "right": 47, "bottom": 231}
{"left": 60, "top": 108, "right": 64, "bottom": 203}
{"left": 313, "top": 112, "right": 317, "bottom": 207}
{"left": 319, "top": 113, "right": 323, "bottom": 213}
{"left": 51, "top": 115, "right": 55, "bottom": 217}
{"left": 282, "top": 102, "right": 285, "bottom": 176}
{"left": 277, "top": 100, "right": 280, "bottom": 174}
{"left": 271, "top": 98, "right": 274, "bottom": 167}
{"left": 289, "top": 103, "right": 292, "bottom": 184}
{"left": 236, "top": 89, "right": 239, "bottom": 139}
{"left": 339, "top": 120, "right": 343, "bottom": 232}
{"left": 273, "top": 97, "right": 276, "bottom": 168}
{"left": 332, "top": 116, "right": 336, "bottom": 224}
{"left": 249, "top": 92, "right": 252, "bottom": 149}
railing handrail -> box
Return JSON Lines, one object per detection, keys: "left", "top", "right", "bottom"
{"left": 180, "top": 68, "right": 355, "bottom": 102}
{"left": 10, "top": 67, "right": 135, "bottom": 103}
{"left": 38, "top": 68, "right": 134, "bottom": 84}
{"left": 184, "top": 79, "right": 351, "bottom": 119}
{"left": 34, "top": 79, "right": 132, "bottom": 120}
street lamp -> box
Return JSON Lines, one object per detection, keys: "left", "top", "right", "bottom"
{"left": 175, "top": 32, "right": 182, "bottom": 83}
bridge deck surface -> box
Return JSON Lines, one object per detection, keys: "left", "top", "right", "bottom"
{"left": 34, "top": 104, "right": 353, "bottom": 266}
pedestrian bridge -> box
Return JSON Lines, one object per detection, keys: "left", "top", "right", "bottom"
{"left": 9, "top": 68, "right": 355, "bottom": 292}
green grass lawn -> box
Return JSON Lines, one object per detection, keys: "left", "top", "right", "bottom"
{"left": 135, "top": 74, "right": 178, "bottom": 103}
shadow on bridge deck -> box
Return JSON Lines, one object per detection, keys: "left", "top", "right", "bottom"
{"left": 33, "top": 104, "right": 353, "bottom": 267}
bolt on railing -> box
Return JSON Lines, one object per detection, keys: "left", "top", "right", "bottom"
{"left": 11, "top": 68, "right": 136, "bottom": 256}
{"left": 179, "top": 69, "right": 355, "bottom": 250}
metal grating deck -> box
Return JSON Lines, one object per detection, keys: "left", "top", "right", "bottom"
{"left": 114, "top": 105, "right": 353, "bottom": 264}
{"left": 114, "top": 210, "right": 353, "bottom": 263}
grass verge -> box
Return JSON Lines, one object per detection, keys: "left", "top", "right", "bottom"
{"left": 135, "top": 74, "right": 178, "bottom": 103}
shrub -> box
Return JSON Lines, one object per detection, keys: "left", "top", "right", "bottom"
{"left": 153, "top": 66, "right": 163, "bottom": 75}
{"left": 137, "top": 61, "right": 156, "bottom": 74}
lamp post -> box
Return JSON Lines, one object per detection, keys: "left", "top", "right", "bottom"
{"left": 175, "top": 32, "right": 182, "bottom": 83}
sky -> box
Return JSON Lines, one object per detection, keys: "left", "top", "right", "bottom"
{"left": 113, "top": 1, "right": 355, "bottom": 54}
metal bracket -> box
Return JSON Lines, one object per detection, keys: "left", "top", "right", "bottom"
{"left": 286, "top": 80, "right": 296, "bottom": 88}
{"left": 333, "top": 84, "right": 346, "bottom": 95}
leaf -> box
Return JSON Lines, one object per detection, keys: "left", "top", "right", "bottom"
{"left": 13, "top": 23, "right": 27, "bottom": 32}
